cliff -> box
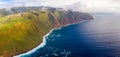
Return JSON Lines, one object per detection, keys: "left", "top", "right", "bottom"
{"left": 0, "top": 7, "right": 93, "bottom": 57}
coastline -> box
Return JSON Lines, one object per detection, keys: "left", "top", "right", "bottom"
{"left": 14, "top": 29, "right": 54, "bottom": 57}
{"left": 13, "top": 20, "right": 89, "bottom": 57}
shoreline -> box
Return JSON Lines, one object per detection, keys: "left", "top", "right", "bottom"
{"left": 14, "top": 29, "right": 54, "bottom": 57}
{"left": 13, "top": 20, "right": 89, "bottom": 57}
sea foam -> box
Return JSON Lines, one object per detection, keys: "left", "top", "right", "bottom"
{"left": 13, "top": 20, "right": 87, "bottom": 57}
{"left": 14, "top": 29, "right": 54, "bottom": 57}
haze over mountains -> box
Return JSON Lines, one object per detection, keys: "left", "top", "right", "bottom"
{"left": 0, "top": 0, "right": 120, "bottom": 13}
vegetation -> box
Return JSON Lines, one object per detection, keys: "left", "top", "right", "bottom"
{"left": 0, "top": 10, "right": 53, "bottom": 57}
{"left": 0, "top": 7, "right": 93, "bottom": 57}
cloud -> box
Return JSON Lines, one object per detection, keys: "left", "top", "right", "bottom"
{"left": 0, "top": 0, "right": 120, "bottom": 13}
{"left": 65, "top": 0, "right": 120, "bottom": 13}
{"left": 0, "top": 0, "right": 78, "bottom": 8}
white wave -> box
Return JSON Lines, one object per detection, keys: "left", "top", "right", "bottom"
{"left": 13, "top": 20, "right": 87, "bottom": 57}
{"left": 14, "top": 29, "right": 54, "bottom": 57}
{"left": 57, "top": 34, "right": 61, "bottom": 37}
{"left": 60, "top": 20, "right": 88, "bottom": 28}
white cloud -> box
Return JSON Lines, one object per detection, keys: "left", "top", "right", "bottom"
{"left": 65, "top": 0, "right": 120, "bottom": 13}
{"left": 0, "top": 0, "right": 120, "bottom": 13}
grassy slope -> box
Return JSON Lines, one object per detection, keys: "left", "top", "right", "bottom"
{"left": 0, "top": 10, "right": 53, "bottom": 57}
{"left": 0, "top": 10, "right": 93, "bottom": 57}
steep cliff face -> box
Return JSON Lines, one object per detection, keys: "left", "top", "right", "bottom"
{"left": 0, "top": 8, "right": 93, "bottom": 57}
{"left": 47, "top": 10, "right": 93, "bottom": 27}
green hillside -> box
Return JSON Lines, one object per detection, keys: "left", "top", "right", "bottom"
{"left": 0, "top": 8, "right": 93, "bottom": 57}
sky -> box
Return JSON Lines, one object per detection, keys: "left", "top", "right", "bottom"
{"left": 0, "top": 0, "right": 120, "bottom": 13}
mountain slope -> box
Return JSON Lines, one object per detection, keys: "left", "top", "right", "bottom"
{"left": 0, "top": 7, "right": 93, "bottom": 57}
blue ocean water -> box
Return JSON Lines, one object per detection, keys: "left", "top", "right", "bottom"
{"left": 21, "top": 14, "right": 120, "bottom": 57}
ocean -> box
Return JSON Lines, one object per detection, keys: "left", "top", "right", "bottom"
{"left": 18, "top": 14, "right": 120, "bottom": 57}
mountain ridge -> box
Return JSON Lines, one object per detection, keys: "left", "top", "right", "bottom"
{"left": 0, "top": 7, "right": 93, "bottom": 57}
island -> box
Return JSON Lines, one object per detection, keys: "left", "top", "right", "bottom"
{"left": 0, "top": 7, "right": 93, "bottom": 57}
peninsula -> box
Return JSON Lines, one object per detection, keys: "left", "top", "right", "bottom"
{"left": 0, "top": 7, "right": 93, "bottom": 57}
